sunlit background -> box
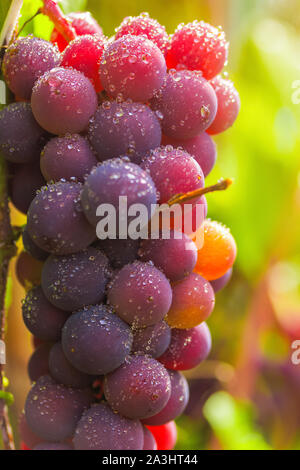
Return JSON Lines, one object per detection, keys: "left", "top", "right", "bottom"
{"left": 4, "top": 0, "right": 300, "bottom": 450}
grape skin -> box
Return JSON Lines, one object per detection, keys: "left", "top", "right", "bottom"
{"left": 0, "top": 102, "right": 48, "bottom": 164}
{"left": 94, "top": 237, "right": 139, "bottom": 269}
{"left": 16, "top": 252, "right": 43, "bottom": 290}
{"left": 41, "top": 248, "right": 110, "bottom": 312}
{"left": 11, "top": 163, "right": 45, "bottom": 215}
{"left": 210, "top": 268, "right": 233, "bottom": 293}
{"left": 143, "top": 425, "right": 157, "bottom": 450}
{"left": 19, "top": 413, "right": 42, "bottom": 450}
{"left": 132, "top": 321, "right": 171, "bottom": 358}
{"left": 27, "top": 181, "right": 96, "bottom": 255}
{"left": 31, "top": 67, "right": 98, "bottom": 135}
{"left": 62, "top": 304, "right": 133, "bottom": 375}
{"left": 208, "top": 76, "right": 241, "bottom": 135}
{"left": 88, "top": 101, "right": 161, "bottom": 164}
{"left": 33, "top": 443, "right": 73, "bottom": 450}
{"left": 22, "top": 286, "right": 69, "bottom": 342}
{"left": 40, "top": 134, "right": 98, "bottom": 183}
{"left": 100, "top": 35, "right": 167, "bottom": 102}
{"left": 28, "top": 343, "right": 51, "bottom": 382}
{"left": 104, "top": 355, "right": 171, "bottom": 420}
{"left": 22, "top": 226, "right": 48, "bottom": 262}
{"left": 2, "top": 37, "right": 61, "bottom": 100}
{"left": 25, "top": 375, "right": 92, "bottom": 442}
{"left": 108, "top": 261, "right": 173, "bottom": 328}
{"left": 73, "top": 402, "right": 144, "bottom": 450}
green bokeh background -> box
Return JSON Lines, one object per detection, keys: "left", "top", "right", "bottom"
{"left": 2, "top": 0, "right": 300, "bottom": 450}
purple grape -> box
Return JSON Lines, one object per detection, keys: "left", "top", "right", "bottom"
{"left": 41, "top": 247, "right": 110, "bottom": 312}
{"left": 94, "top": 238, "right": 139, "bottom": 269}
{"left": 132, "top": 321, "right": 171, "bottom": 358}
{"left": 143, "top": 426, "right": 157, "bottom": 450}
{"left": 22, "top": 286, "right": 69, "bottom": 342}
{"left": 81, "top": 158, "right": 157, "bottom": 228}
{"left": 139, "top": 231, "right": 198, "bottom": 282}
{"left": 49, "top": 343, "right": 94, "bottom": 389}
{"left": 158, "top": 323, "right": 212, "bottom": 371}
{"left": 25, "top": 375, "right": 92, "bottom": 442}
{"left": 2, "top": 37, "right": 61, "bottom": 100}
{"left": 162, "top": 132, "right": 217, "bottom": 177}
{"left": 88, "top": 101, "right": 161, "bottom": 164}
{"left": 11, "top": 162, "right": 45, "bottom": 215}
{"left": 104, "top": 355, "right": 171, "bottom": 419}
{"left": 27, "top": 181, "right": 96, "bottom": 255}
{"left": 40, "top": 134, "right": 98, "bottom": 183}
{"left": 15, "top": 252, "right": 43, "bottom": 290}
{"left": 150, "top": 70, "right": 217, "bottom": 139}
{"left": 62, "top": 304, "right": 132, "bottom": 375}
{"left": 142, "top": 371, "right": 189, "bottom": 425}
{"left": 99, "top": 35, "right": 167, "bottom": 102}
{"left": 210, "top": 268, "right": 233, "bottom": 293}
{"left": 22, "top": 226, "right": 48, "bottom": 262}
{"left": 108, "top": 261, "right": 172, "bottom": 328}
{"left": 33, "top": 442, "right": 73, "bottom": 450}
{"left": 31, "top": 67, "right": 98, "bottom": 135}
{"left": 19, "top": 413, "right": 42, "bottom": 449}
{"left": 0, "top": 102, "right": 47, "bottom": 164}
{"left": 28, "top": 343, "right": 51, "bottom": 382}
{"left": 73, "top": 402, "right": 144, "bottom": 450}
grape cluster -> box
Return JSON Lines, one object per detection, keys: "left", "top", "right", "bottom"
{"left": 0, "top": 10, "right": 239, "bottom": 451}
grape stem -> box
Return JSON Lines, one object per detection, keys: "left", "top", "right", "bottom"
{"left": 167, "top": 178, "right": 233, "bottom": 206}
{"left": 0, "top": 0, "right": 23, "bottom": 50}
{"left": 41, "top": 0, "right": 76, "bottom": 42}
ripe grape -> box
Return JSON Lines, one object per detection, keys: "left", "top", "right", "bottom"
{"left": 25, "top": 375, "right": 92, "bottom": 442}
{"left": 19, "top": 413, "right": 42, "bottom": 450}
{"left": 22, "top": 226, "right": 48, "bottom": 262}
{"left": 22, "top": 286, "right": 69, "bottom": 342}
{"left": 28, "top": 343, "right": 51, "bottom": 382}
{"left": 166, "top": 273, "right": 215, "bottom": 329}
{"left": 139, "top": 231, "right": 198, "bottom": 282}
{"left": 143, "top": 370, "right": 189, "bottom": 426}
{"left": 62, "top": 304, "right": 132, "bottom": 375}
{"left": 41, "top": 248, "right": 110, "bottom": 312}
{"left": 158, "top": 323, "right": 212, "bottom": 370}
{"left": 0, "top": 102, "right": 48, "bottom": 164}
{"left": 146, "top": 422, "right": 177, "bottom": 450}
{"left": 210, "top": 268, "right": 233, "bottom": 293}
{"left": 33, "top": 443, "right": 73, "bottom": 450}
{"left": 31, "top": 67, "right": 98, "bottom": 135}
{"left": 194, "top": 219, "right": 237, "bottom": 280}
{"left": 166, "top": 21, "right": 228, "bottom": 80}
{"left": 104, "top": 355, "right": 171, "bottom": 419}
{"left": 87, "top": 101, "right": 161, "bottom": 164}
{"left": 100, "top": 35, "right": 167, "bottom": 102}
{"left": 132, "top": 321, "right": 171, "bottom": 358}
{"left": 141, "top": 147, "right": 204, "bottom": 208}
{"left": 115, "top": 12, "right": 168, "bottom": 54}
{"left": 51, "top": 11, "right": 104, "bottom": 52}
{"left": 40, "top": 134, "right": 97, "bottom": 183}
{"left": 27, "top": 181, "right": 96, "bottom": 255}
{"left": 2, "top": 37, "right": 61, "bottom": 100}
{"left": 61, "top": 35, "right": 106, "bottom": 92}
{"left": 207, "top": 76, "right": 241, "bottom": 135}
{"left": 150, "top": 70, "right": 217, "bottom": 139}
{"left": 94, "top": 238, "right": 139, "bottom": 269}
{"left": 162, "top": 132, "right": 217, "bottom": 177}
{"left": 11, "top": 163, "right": 45, "bottom": 215}
{"left": 143, "top": 426, "right": 157, "bottom": 450}
{"left": 107, "top": 261, "right": 172, "bottom": 328}
{"left": 73, "top": 402, "right": 144, "bottom": 450}
{"left": 49, "top": 343, "right": 94, "bottom": 389}
{"left": 16, "top": 252, "right": 43, "bottom": 290}
{"left": 81, "top": 158, "right": 157, "bottom": 228}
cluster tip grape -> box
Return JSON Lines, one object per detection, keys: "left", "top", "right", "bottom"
{"left": 0, "top": 10, "right": 240, "bottom": 451}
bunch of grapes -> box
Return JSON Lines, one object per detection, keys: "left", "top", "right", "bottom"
{"left": 0, "top": 10, "right": 239, "bottom": 451}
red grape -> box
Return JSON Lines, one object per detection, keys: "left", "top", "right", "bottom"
{"left": 207, "top": 76, "right": 241, "bottom": 135}
{"left": 147, "top": 421, "right": 177, "bottom": 450}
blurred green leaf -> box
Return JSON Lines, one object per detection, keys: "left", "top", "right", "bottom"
{"left": 203, "top": 391, "right": 272, "bottom": 450}
{"left": 0, "top": 0, "right": 11, "bottom": 32}
{"left": 60, "top": 0, "right": 87, "bottom": 14}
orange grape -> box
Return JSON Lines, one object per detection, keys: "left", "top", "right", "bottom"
{"left": 194, "top": 219, "right": 237, "bottom": 281}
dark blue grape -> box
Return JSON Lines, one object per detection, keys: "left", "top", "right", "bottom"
{"left": 73, "top": 402, "right": 144, "bottom": 450}
{"left": 132, "top": 321, "right": 171, "bottom": 358}
{"left": 11, "top": 162, "right": 45, "bottom": 215}
{"left": 16, "top": 252, "right": 43, "bottom": 290}
{"left": 25, "top": 375, "right": 92, "bottom": 442}
{"left": 104, "top": 355, "right": 171, "bottom": 419}
{"left": 27, "top": 181, "right": 96, "bottom": 255}
{"left": 62, "top": 304, "right": 132, "bottom": 375}
{"left": 28, "top": 343, "right": 51, "bottom": 382}
{"left": 19, "top": 413, "right": 42, "bottom": 450}
{"left": 22, "top": 286, "right": 69, "bottom": 342}
{"left": 33, "top": 442, "right": 73, "bottom": 450}
{"left": 41, "top": 247, "right": 110, "bottom": 312}
{"left": 94, "top": 238, "right": 139, "bottom": 269}
{"left": 22, "top": 226, "right": 48, "bottom": 261}
{"left": 88, "top": 101, "right": 161, "bottom": 164}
